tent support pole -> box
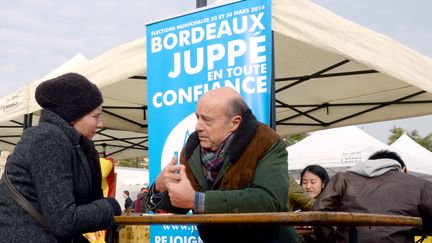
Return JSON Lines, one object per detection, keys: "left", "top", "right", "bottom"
{"left": 23, "top": 114, "right": 28, "bottom": 130}
{"left": 23, "top": 113, "right": 33, "bottom": 130}
{"left": 27, "top": 113, "right": 33, "bottom": 128}
{"left": 102, "top": 143, "right": 107, "bottom": 158}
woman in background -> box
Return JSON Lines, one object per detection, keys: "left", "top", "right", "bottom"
{"left": 300, "top": 165, "right": 329, "bottom": 199}
{"left": 298, "top": 165, "right": 330, "bottom": 242}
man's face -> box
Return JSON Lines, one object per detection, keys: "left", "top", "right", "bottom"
{"left": 195, "top": 99, "right": 235, "bottom": 151}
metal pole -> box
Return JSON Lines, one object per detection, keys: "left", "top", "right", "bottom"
{"left": 102, "top": 143, "right": 107, "bottom": 158}
{"left": 23, "top": 114, "right": 28, "bottom": 130}
{"left": 27, "top": 113, "right": 33, "bottom": 127}
{"left": 270, "top": 31, "right": 276, "bottom": 131}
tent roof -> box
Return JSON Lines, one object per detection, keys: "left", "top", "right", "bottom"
{"left": 287, "top": 126, "right": 432, "bottom": 181}
{"left": 2, "top": 0, "right": 432, "bottom": 158}
{"left": 286, "top": 126, "right": 388, "bottom": 171}
{"left": 93, "top": 129, "right": 148, "bottom": 159}
{"left": 271, "top": 0, "right": 432, "bottom": 135}
{"left": 388, "top": 133, "right": 432, "bottom": 180}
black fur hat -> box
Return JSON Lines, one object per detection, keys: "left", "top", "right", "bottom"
{"left": 35, "top": 73, "right": 103, "bottom": 123}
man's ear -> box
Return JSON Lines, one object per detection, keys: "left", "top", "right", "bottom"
{"left": 231, "top": 115, "right": 242, "bottom": 131}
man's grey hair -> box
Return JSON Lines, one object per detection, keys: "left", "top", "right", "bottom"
{"left": 227, "top": 96, "right": 248, "bottom": 118}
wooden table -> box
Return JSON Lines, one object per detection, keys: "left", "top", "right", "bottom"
{"left": 115, "top": 211, "right": 422, "bottom": 227}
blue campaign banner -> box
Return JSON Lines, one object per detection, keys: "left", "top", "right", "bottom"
{"left": 146, "top": 0, "right": 272, "bottom": 242}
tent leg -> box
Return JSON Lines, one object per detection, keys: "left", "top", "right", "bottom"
{"left": 102, "top": 143, "right": 107, "bottom": 158}
{"left": 23, "top": 113, "right": 33, "bottom": 130}
{"left": 23, "top": 114, "right": 28, "bottom": 130}
{"left": 27, "top": 113, "right": 33, "bottom": 128}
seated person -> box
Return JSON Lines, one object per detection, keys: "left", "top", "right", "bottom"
{"left": 300, "top": 165, "right": 329, "bottom": 199}
{"left": 288, "top": 176, "right": 315, "bottom": 242}
{"left": 298, "top": 165, "right": 329, "bottom": 242}
{"left": 313, "top": 150, "right": 432, "bottom": 242}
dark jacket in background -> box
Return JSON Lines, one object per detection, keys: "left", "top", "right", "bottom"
{"left": 140, "top": 190, "right": 149, "bottom": 213}
{"left": 134, "top": 193, "right": 144, "bottom": 213}
{"left": 0, "top": 110, "right": 115, "bottom": 242}
{"left": 313, "top": 159, "right": 432, "bottom": 243}
{"left": 124, "top": 197, "right": 133, "bottom": 210}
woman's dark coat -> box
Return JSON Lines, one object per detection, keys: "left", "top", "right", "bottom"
{"left": 0, "top": 110, "right": 115, "bottom": 242}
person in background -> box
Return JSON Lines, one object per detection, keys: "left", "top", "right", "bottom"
{"left": 146, "top": 87, "right": 300, "bottom": 243}
{"left": 313, "top": 150, "right": 432, "bottom": 242}
{"left": 297, "top": 165, "right": 329, "bottom": 243}
{"left": 288, "top": 176, "right": 314, "bottom": 212}
{"left": 288, "top": 176, "right": 316, "bottom": 243}
{"left": 140, "top": 186, "right": 149, "bottom": 213}
{"left": 300, "top": 165, "right": 329, "bottom": 199}
{"left": 123, "top": 190, "right": 133, "bottom": 211}
{"left": 0, "top": 73, "right": 121, "bottom": 242}
{"left": 133, "top": 189, "right": 143, "bottom": 213}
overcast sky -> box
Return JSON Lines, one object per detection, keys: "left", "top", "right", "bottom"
{"left": 1, "top": 0, "right": 431, "bottom": 142}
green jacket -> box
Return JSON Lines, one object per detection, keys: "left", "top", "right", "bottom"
{"left": 188, "top": 132, "right": 288, "bottom": 214}
{"left": 288, "top": 176, "right": 314, "bottom": 212}
{"left": 154, "top": 109, "right": 299, "bottom": 243}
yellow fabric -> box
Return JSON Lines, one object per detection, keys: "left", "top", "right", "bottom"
{"left": 83, "top": 158, "right": 114, "bottom": 243}
{"left": 415, "top": 236, "right": 432, "bottom": 243}
{"left": 100, "top": 158, "right": 114, "bottom": 197}
{"left": 83, "top": 231, "right": 106, "bottom": 243}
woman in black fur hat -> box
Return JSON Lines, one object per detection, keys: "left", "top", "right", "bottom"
{"left": 0, "top": 73, "right": 121, "bottom": 242}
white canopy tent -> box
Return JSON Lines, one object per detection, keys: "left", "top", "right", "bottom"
{"left": 0, "top": 53, "right": 88, "bottom": 123}
{"left": 2, "top": 0, "right": 432, "bottom": 159}
{"left": 114, "top": 167, "right": 149, "bottom": 209}
{"left": 287, "top": 127, "right": 432, "bottom": 181}
{"left": 0, "top": 49, "right": 149, "bottom": 159}
{"left": 389, "top": 133, "right": 432, "bottom": 181}
{"left": 286, "top": 126, "right": 388, "bottom": 178}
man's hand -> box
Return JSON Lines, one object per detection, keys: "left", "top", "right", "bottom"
{"left": 166, "top": 166, "right": 196, "bottom": 209}
{"left": 155, "top": 156, "right": 183, "bottom": 192}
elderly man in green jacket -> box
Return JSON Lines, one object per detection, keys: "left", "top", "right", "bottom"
{"left": 147, "top": 87, "right": 300, "bottom": 243}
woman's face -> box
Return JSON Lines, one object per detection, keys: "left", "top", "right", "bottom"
{"left": 72, "top": 105, "right": 103, "bottom": 140}
{"left": 301, "top": 171, "right": 325, "bottom": 199}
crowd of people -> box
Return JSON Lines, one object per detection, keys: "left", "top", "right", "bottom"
{"left": 0, "top": 74, "right": 431, "bottom": 242}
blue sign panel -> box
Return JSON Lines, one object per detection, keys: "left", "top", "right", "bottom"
{"left": 146, "top": 0, "right": 272, "bottom": 242}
